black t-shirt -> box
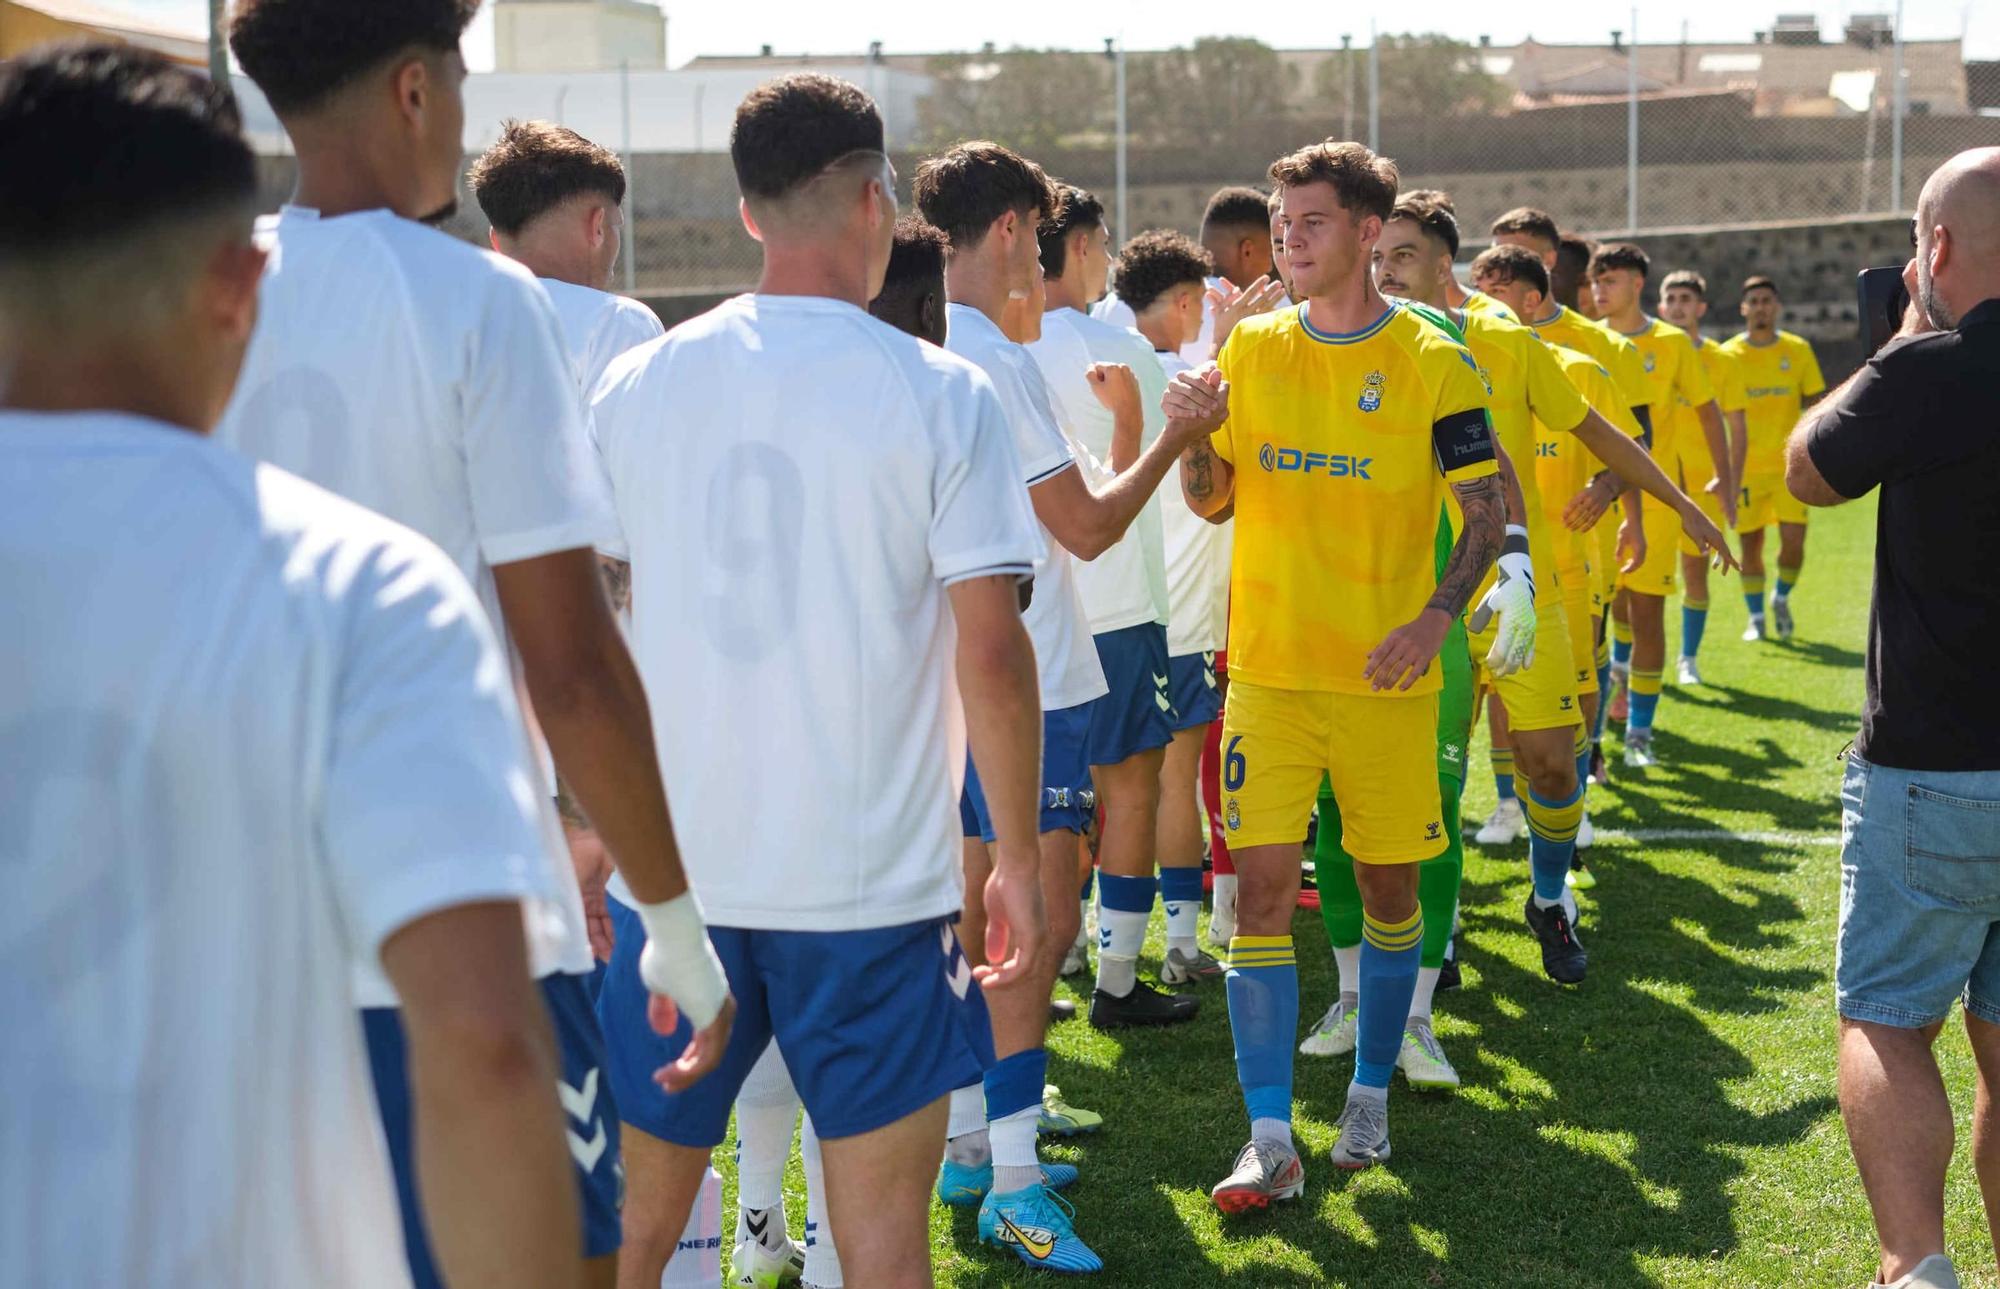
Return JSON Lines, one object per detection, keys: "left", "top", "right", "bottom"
{"left": 1806, "top": 297, "right": 2000, "bottom": 771}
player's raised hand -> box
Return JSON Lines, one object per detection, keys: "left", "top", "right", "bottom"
{"left": 1085, "top": 361, "right": 1142, "bottom": 424}
{"left": 1207, "top": 274, "right": 1288, "bottom": 351}
{"left": 1364, "top": 606, "right": 1454, "bottom": 692}
{"left": 648, "top": 991, "right": 736, "bottom": 1093}
{"left": 976, "top": 853, "right": 1046, "bottom": 990}
{"left": 1680, "top": 503, "right": 1740, "bottom": 574}
{"left": 1163, "top": 365, "right": 1229, "bottom": 438}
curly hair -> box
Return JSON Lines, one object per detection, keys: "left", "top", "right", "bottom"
{"left": 1469, "top": 244, "right": 1550, "bottom": 299}
{"left": 230, "top": 0, "right": 479, "bottom": 114}
{"left": 469, "top": 120, "right": 626, "bottom": 235}
{"left": 879, "top": 217, "right": 949, "bottom": 297}
{"left": 1111, "top": 230, "right": 1213, "bottom": 315}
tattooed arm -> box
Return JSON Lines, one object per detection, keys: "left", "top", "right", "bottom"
{"left": 1362, "top": 472, "right": 1506, "bottom": 692}
{"left": 598, "top": 555, "right": 631, "bottom": 616}
{"left": 1163, "top": 366, "right": 1235, "bottom": 520}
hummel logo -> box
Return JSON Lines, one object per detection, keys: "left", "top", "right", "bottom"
{"left": 998, "top": 1214, "right": 1057, "bottom": 1260}
{"left": 940, "top": 924, "right": 974, "bottom": 999}
{"left": 1152, "top": 672, "right": 1169, "bottom": 689}
{"left": 560, "top": 1069, "right": 607, "bottom": 1170}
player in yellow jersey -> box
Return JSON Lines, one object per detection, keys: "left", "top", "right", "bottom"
{"left": 1382, "top": 221, "right": 1727, "bottom": 981}
{"left": 1471, "top": 242, "right": 1635, "bottom": 880}
{"left": 1476, "top": 228, "right": 1651, "bottom": 824}
{"left": 1164, "top": 140, "right": 1504, "bottom": 1203}
{"left": 1658, "top": 269, "right": 1750, "bottom": 685}
{"left": 1590, "top": 242, "right": 1734, "bottom": 768}
{"left": 1722, "top": 275, "right": 1826, "bottom": 641}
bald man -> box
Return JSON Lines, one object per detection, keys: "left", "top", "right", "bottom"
{"left": 1787, "top": 146, "right": 2000, "bottom": 1289}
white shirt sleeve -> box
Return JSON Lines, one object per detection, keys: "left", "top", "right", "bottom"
{"left": 586, "top": 344, "right": 655, "bottom": 562}
{"left": 464, "top": 272, "right": 620, "bottom": 567}
{"left": 1012, "top": 357, "right": 1078, "bottom": 487}
{"left": 319, "top": 532, "right": 554, "bottom": 968}
{"left": 931, "top": 377, "right": 1045, "bottom": 585}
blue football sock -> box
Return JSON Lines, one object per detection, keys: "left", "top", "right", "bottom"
{"left": 1525, "top": 779, "right": 1587, "bottom": 902}
{"left": 1356, "top": 911, "right": 1423, "bottom": 1088}
{"left": 1775, "top": 579, "right": 1794, "bottom": 599}
{"left": 1492, "top": 747, "right": 1516, "bottom": 802}
{"left": 1225, "top": 936, "right": 1297, "bottom": 1125}
{"left": 1611, "top": 638, "right": 1632, "bottom": 670}
{"left": 1592, "top": 661, "right": 1612, "bottom": 742}
{"left": 1681, "top": 601, "right": 1709, "bottom": 659}
{"left": 983, "top": 1047, "right": 1045, "bottom": 1122}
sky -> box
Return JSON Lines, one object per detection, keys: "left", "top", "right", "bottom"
{"left": 110, "top": 0, "right": 2000, "bottom": 65}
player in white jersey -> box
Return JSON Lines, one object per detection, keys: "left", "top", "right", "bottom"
{"left": 1110, "top": 228, "right": 1239, "bottom": 984}
{"left": 469, "top": 119, "right": 666, "bottom": 395}
{"left": 223, "top": 6, "right": 731, "bottom": 1287}
{"left": 0, "top": 45, "right": 576, "bottom": 1288}
{"left": 1032, "top": 185, "right": 1215, "bottom": 1020}
{"left": 916, "top": 141, "right": 1212, "bottom": 1274}
{"left": 588, "top": 76, "right": 1047, "bottom": 1289}
{"left": 1095, "top": 185, "right": 1285, "bottom": 365}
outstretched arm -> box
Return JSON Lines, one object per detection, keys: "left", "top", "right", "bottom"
{"left": 1163, "top": 366, "right": 1235, "bottom": 520}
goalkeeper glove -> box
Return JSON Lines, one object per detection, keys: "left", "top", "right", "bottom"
{"left": 1468, "top": 525, "right": 1537, "bottom": 677}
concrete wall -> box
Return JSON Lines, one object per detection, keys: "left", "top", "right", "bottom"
{"left": 494, "top": 1, "right": 665, "bottom": 74}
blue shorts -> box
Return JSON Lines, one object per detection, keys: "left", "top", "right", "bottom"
{"left": 599, "top": 899, "right": 993, "bottom": 1146}
{"left": 365, "top": 972, "right": 622, "bottom": 1284}
{"left": 1167, "top": 650, "right": 1222, "bottom": 732}
{"left": 1836, "top": 754, "right": 2000, "bottom": 1028}
{"left": 1085, "top": 622, "right": 1175, "bottom": 766}
{"left": 961, "top": 702, "right": 1094, "bottom": 842}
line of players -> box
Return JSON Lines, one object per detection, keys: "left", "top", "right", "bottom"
{"left": 0, "top": 15, "right": 1833, "bottom": 1288}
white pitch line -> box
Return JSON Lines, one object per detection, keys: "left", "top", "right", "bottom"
{"left": 1464, "top": 827, "right": 1840, "bottom": 847}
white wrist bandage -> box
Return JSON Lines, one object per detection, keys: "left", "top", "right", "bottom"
{"left": 634, "top": 892, "right": 729, "bottom": 1030}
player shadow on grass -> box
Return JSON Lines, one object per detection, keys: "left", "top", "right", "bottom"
{"left": 1669, "top": 681, "right": 1860, "bottom": 737}
{"left": 1276, "top": 857, "right": 1832, "bottom": 1287}
{"left": 1587, "top": 731, "right": 1841, "bottom": 850}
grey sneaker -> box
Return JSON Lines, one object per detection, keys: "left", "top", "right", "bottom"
{"left": 1772, "top": 594, "right": 1794, "bottom": 640}
{"left": 1742, "top": 615, "right": 1765, "bottom": 642}
{"left": 1396, "top": 1022, "right": 1460, "bottom": 1090}
{"left": 1209, "top": 1138, "right": 1304, "bottom": 1213}
{"left": 1299, "top": 994, "right": 1359, "bottom": 1057}
{"left": 1160, "top": 946, "right": 1224, "bottom": 986}
{"left": 1330, "top": 1093, "right": 1392, "bottom": 1170}
{"left": 1624, "top": 727, "right": 1656, "bottom": 769}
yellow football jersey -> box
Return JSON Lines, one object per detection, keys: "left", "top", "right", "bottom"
{"left": 1461, "top": 290, "right": 1515, "bottom": 322}
{"left": 1615, "top": 317, "right": 1715, "bottom": 471}
{"left": 1459, "top": 308, "right": 1589, "bottom": 607}
{"left": 1672, "top": 337, "right": 1745, "bottom": 488}
{"left": 1531, "top": 307, "right": 1651, "bottom": 426}
{"left": 1720, "top": 330, "right": 1826, "bottom": 477}
{"left": 1537, "top": 344, "right": 1636, "bottom": 582}
{"left": 1215, "top": 301, "right": 1499, "bottom": 695}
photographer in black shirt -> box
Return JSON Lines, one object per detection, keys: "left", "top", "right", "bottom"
{"left": 1786, "top": 145, "right": 2000, "bottom": 1289}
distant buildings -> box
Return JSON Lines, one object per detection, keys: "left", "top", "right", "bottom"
{"left": 493, "top": 0, "right": 665, "bottom": 74}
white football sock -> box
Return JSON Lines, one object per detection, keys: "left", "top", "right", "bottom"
{"left": 800, "top": 1114, "right": 843, "bottom": 1287}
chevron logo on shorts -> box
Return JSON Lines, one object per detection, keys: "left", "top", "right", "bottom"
{"left": 1153, "top": 670, "right": 1172, "bottom": 713}
{"left": 559, "top": 1068, "right": 608, "bottom": 1171}
{"left": 940, "top": 924, "right": 974, "bottom": 999}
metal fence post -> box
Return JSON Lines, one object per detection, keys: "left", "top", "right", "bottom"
{"left": 208, "top": 0, "right": 227, "bottom": 86}
{"left": 620, "top": 60, "right": 636, "bottom": 295}
{"left": 1115, "top": 38, "right": 1128, "bottom": 246}
{"left": 1367, "top": 22, "right": 1379, "bottom": 153}
{"left": 1891, "top": 0, "right": 1906, "bottom": 211}
{"left": 1627, "top": 7, "right": 1639, "bottom": 231}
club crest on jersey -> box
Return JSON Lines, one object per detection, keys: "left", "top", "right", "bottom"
{"left": 1225, "top": 799, "right": 1242, "bottom": 831}
{"left": 1358, "top": 369, "right": 1387, "bottom": 412}
{"left": 1779, "top": 357, "right": 1792, "bottom": 371}
{"left": 1643, "top": 351, "right": 1657, "bottom": 373}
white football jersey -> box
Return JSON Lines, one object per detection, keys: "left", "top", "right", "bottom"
{"left": 590, "top": 294, "right": 1042, "bottom": 931}
{"left": 944, "top": 304, "right": 1108, "bottom": 712}
{"left": 215, "top": 205, "right": 606, "bottom": 997}
{"left": 1155, "top": 351, "right": 1234, "bottom": 656}
{"left": 0, "top": 413, "right": 552, "bottom": 1288}
{"left": 540, "top": 277, "right": 667, "bottom": 395}
{"left": 1026, "top": 307, "right": 1170, "bottom": 635}
{"left": 1092, "top": 276, "right": 1221, "bottom": 367}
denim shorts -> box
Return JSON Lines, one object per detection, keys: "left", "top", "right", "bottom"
{"left": 1836, "top": 753, "right": 2000, "bottom": 1028}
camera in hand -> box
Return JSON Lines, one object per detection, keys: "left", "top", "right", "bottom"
{"left": 1857, "top": 266, "right": 1911, "bottom": 358}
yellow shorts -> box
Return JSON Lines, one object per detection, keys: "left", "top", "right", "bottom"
{"left": 1470, "top": 596, "right": 1584, "bottom": 732}
{"left": 1557, "top": 567, "right": 1596, "bottom": 696}
{"left": 1220, "top": 680, "right": 1445, "bottom": 863}
{"left": 1679, "top": 474, "right": 1727, "bottom": 558}
{"left": 1593, "top": 518, "right": 1619, "bottom": 605}
{"left": 1737, "top": 471, "right": 1809, "bottom": 531}
{"left": 1617, "top": 499, "right": 1682, "bottom": 597}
